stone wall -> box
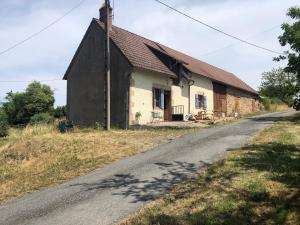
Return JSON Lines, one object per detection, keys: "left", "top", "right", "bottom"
{"left": 227, "top": 87, "right": 260, "bottom": 116}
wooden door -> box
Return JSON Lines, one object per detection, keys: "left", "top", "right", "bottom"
{"left": 213, "top": 83, "right": 227, "bottom": 116}
{"left": 164, "top": 91, "right": 172, "bottom": 121}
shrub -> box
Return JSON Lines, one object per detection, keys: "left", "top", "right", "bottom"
{"left": 94, "top": 122, "right": 103, "bottom": 130}
{"left": 58, "top": 120, "right": 74, "bottom": 133}
{"left": 262, "top": 97, "right": 272, "bottom": 111}
{"left": 0, "top": 109, "right": 9, "bottom": 137}
{"left": 270, "top": 97, "right": 284, "bottom": 105}
{"left": 29, "top": 113, "right": 54, "bottom": 125}
{"left": 135, "top": 111, "right": 142, "bottom": 119}
{"left": 53, "top": 106, "right": 66, "bottom": 119}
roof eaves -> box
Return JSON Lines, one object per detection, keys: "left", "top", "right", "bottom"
{"left": 191, "top": 71, "right": 258, "bottom": 95}
{"left": 134, "top": 65, "right": 177, "bottom": 78}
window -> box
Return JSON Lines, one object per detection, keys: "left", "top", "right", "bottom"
{"left": 153, "top": 88, "right": 164, "bottom": 109}
{"left": 195, "top": 95, "right": 207, "bottom": 110}
{"left": 154, "top": 88, "right": 160, "bottom": 108}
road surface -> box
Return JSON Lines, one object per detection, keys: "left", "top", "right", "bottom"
{"left": 0, "top": 111, "right": 295, "bottom": 225}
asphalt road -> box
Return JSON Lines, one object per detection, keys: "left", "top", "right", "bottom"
{"left": 0, "top": 111, "right": 295, "bottom": 225}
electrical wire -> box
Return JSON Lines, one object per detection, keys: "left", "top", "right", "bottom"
{"left": 200, "top": 25, "right": 281, "bottom": 57}
{"left": 0, "top": 0, "right": 88, "bottom": 56}
{"left": 153, "top": 0, "right": 284, "bottom": 55}
{"left": 0, "top": 79, "right": 63, "bottom": 83}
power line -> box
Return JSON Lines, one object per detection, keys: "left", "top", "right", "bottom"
{"left": 0, "top": 79, "right": 63, "bottom": 83}
{"left": 153, "top": 0, "right": 284, "bottom": 55}
{"left": 200, "top": 25, "right": 281, "bottom": 57}
{"left": 0, "top": 0, "right": 88, "bottom": 56}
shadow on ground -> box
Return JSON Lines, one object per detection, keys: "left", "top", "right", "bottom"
{"left": 246, "top": 115, "right": 283, "bottom": 124}
{"left": 69, "top": 114, "right": 300, "bottom": 225}
{"left": 126, "top": 143, "right": 300, "bottom": 225}
{"left": 70, "top": 161, "right": 206, "bottom": 203}
{"left": 117, "top": 115, "right": 300, "bottom": 225}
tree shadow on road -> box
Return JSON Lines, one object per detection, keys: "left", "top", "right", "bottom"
{"left": 118, "top": 132, "right": 300, "bottom": 225}
{"left": 70, "top": 161, "right": 203, "bottom": 203}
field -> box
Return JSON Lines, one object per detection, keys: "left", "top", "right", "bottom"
{"left": 0, "top": 125, "right": 196, "bottom": 203}
{"left": 119, "top": 113, "right": 300, "bottom": 225}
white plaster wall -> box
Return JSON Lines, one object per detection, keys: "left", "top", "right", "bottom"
{"left": 129, "top": 69, "right": 214, "bottom": 125}
{"left": 129, "top": 69, "right": 171, "bottom": 125}
{"left": 190, "top": 74, "right": 214, "bottom": 114}
{"left": 171, "top": 82, "right": 189, "bottom": 119}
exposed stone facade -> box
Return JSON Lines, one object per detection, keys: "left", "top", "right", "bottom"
{"left": 226, "top": 87, "right": 260, "bottom": 116}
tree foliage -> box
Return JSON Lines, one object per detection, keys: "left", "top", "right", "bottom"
{"left": 0, "top": 108, "right": 8, "bottom": 137}
{"left": 276, "top": 6, "right": 300, "bottom": 110}
{"left": 259, "top": 68, "right": 297, "bottom": 106}
{"left": 3, "top": 82, "right": 55, "bottom": 125}
{"left": 52, "top": 106, "right": 67, "bottom": 119}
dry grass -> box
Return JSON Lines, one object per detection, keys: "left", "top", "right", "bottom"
{"left": 119, "top": 113, "right": 300, "bottom": 225}
{"left": 243, "top": 104, "right": 290, "bottom": 118}
{"left": 0, "top": 125, "right": 197, "bottom": 203}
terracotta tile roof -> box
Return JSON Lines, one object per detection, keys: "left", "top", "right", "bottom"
{"left": 95, "top": 19, "right": 257, "bottom": 95}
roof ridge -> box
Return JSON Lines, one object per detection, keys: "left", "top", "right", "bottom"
{"left": 109, "top": 21, "right": 235, "bottom": 77}
{"left": 94, "top": 18, "right": 257, "bottom": 94}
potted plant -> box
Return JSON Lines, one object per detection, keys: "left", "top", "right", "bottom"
{"left": 221, "top": 109, "right": 226, "bottom": 118}
{"left": 135, "top": 112, "right": 142, "bottom": 125}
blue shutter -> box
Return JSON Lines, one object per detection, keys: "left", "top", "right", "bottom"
{"left": 160, "top": 89, "right": 165, "bottom": 109}
{"left": 195, "top": 95, "right": 199, "bottom": 109}
{"left": 204, "top": 96, "right": 207, "bottom": 110}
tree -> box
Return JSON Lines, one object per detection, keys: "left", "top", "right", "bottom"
{"left": 52, "top": 106, "right": 67, "bottom": 119}
{"left": 3, "top": 82, "right": 55, "bottom": 125}
{"left": 259, "top": 68, "right": 297, "bottom": 106}
{"left": 276, "top": 6, "right": 300, "bottom": 110}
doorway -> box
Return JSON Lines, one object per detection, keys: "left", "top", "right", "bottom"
{"left": 213, "top": 82, "right": 227, "bottom": 117}
{"left": 164, "top": 91, "right": 172, "bottom": 121}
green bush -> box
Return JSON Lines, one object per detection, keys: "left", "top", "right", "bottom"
{"left": 262, "top": 97, "right": 286, "bottom": 111}
{"left": 29, "top": 113, "right": 54, "bottom": 125}
{"left": 262, "top": 97, "right": 272, "bottom": 111}
{"left": 0, "top": 109, "right": 9, "bottom": 137}
{"left": 270, "top": 97, "right": 282, "bottom": 105}
{"left": 53, "top": 106, "right": 66, "bottom": 119}
{"left": 58, "top": 120, "right": 74, "bottom": 133}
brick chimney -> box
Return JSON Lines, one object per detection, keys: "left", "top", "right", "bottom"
{"left": 99, "top": 2, "right": 113, "bottom": 30}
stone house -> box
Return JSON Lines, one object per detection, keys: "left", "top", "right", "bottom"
{"left": 64, "top": 4, "right": 260, "bottom": 129}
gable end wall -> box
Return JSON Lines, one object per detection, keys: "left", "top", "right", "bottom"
{"left": 66, "top": 21, "right": 132, "bottom": 128}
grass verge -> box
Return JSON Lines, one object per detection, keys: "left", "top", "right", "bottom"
{"left": 0, "top": 125, "right": 197, "bottom": 203}
{"left": 242, "top": 104, "right": 290, "bottom": 118}
{"left": 118, "top": 113, "right": 300, "bottom": 225}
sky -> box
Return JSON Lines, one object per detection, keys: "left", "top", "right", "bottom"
{"left": 0, "top": 0, "right": 298, "bottom": 106}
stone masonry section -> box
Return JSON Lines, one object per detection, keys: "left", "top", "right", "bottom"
{"left": 227, "top": 86, "right": 260, "bottom": 116}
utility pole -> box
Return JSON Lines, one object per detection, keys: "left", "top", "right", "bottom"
{"left": 104, "top": 0, "right": 111, "bottom": 130}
